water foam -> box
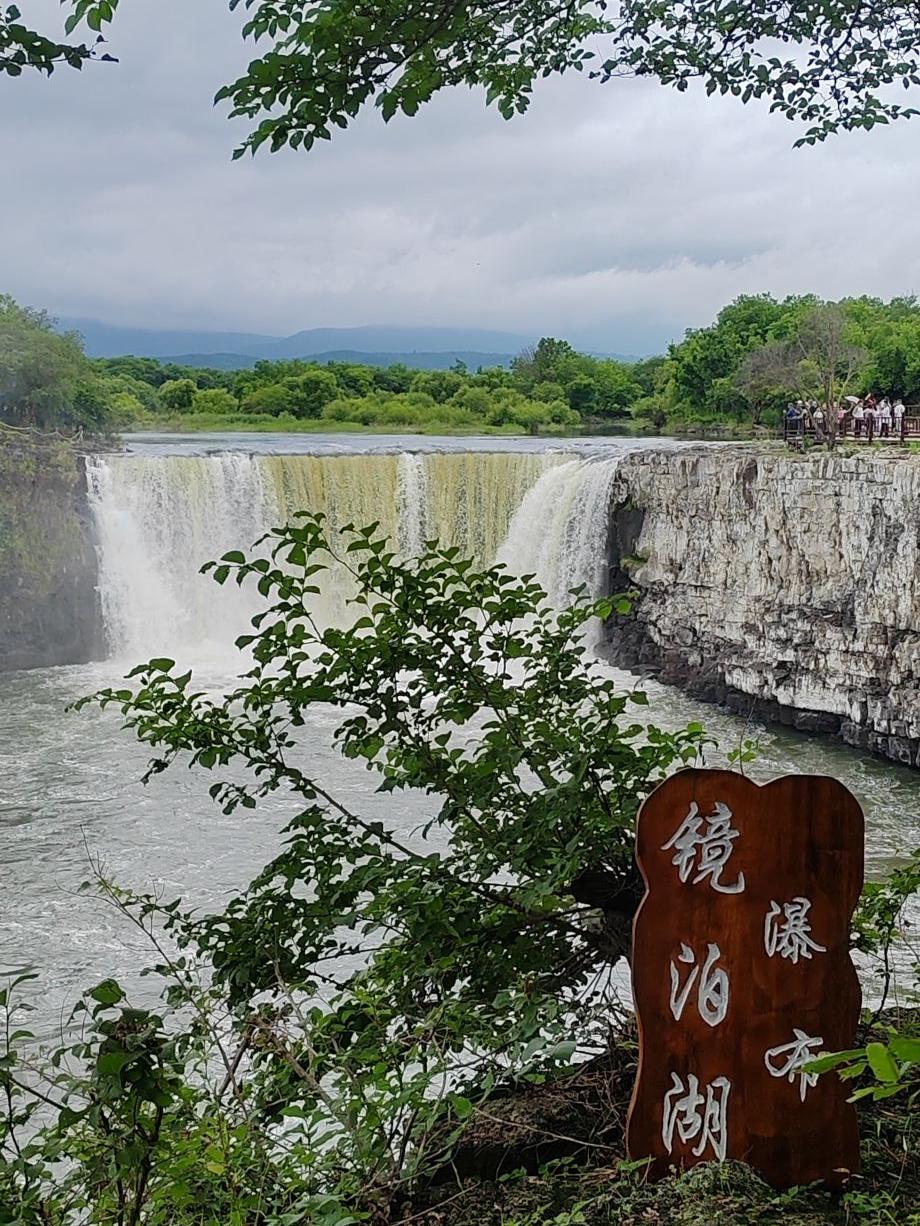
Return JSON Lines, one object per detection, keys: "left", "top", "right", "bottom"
{"left": 85, "top": 449, "right": 620, "bottom": 664}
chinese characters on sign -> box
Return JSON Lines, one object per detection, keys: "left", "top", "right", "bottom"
{"left": 662, "top": 1072, "right": 730, "bottom": 1162}
{"left": 626, "top": 770, "right": 864, "bottom": 1189}
{"left": 661, "top": 801, "right": 746, "bottom": 894}
{"left": 764, "top": 898, "right": 827, "bottom": 963}
{"left": 764, "top": 1030, "right": 824, "bottom": 1101}
{"left": 668, "top": 942, "right": 729, "bottom": 1028}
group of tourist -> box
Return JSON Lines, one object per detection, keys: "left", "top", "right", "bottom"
{"left": 784, "top": 394, "right": 908, "bottom": 439}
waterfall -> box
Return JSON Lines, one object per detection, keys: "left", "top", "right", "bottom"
{"left": 85, "top": 449, "right": 621, "bottom": 665}
{"left": 497, "top": 457, "right": 619, "bottom": 607}
{"left": 85, "top": 453, "right": 276, "bottom": 666}
{"left": 497, "top": 457, "right": 622, "bottom": 644}
{"left": 396, "top": 453, "right": 428, "bottom": 558}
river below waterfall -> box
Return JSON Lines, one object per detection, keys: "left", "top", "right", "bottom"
{"left": 1, "top": 434, "right": 917, "bottom": 1040}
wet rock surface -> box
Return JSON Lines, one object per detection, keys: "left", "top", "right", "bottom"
{"left": 605, "top": 446, "right": 920, "bottom": 767}
{"left": 0, "top": 438, "right": 103, "bottom": 671}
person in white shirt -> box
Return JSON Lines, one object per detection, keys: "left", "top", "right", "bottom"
{"left": 853, "top": 401, "right": 865, "bottom": 438}
{"left": 893, "top": 399, "right": 905, "bottom": 438}
{"left": 879, "top": 397, "right": 893, "bottom": 437}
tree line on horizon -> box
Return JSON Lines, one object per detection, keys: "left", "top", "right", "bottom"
{"left": 3, "top": 292, "right": 920, "bottom": 436}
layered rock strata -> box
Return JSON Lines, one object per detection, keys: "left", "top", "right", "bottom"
{"left": 605, "top": 446, "right": 920, "bottom": 766}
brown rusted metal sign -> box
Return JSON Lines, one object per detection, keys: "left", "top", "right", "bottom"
{"left": 626, "top": 769, "right": 864, "bottom": 1188}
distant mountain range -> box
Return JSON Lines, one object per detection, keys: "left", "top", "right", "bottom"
{"left": 60, "top": 319, "right": 639, "bottom": 370}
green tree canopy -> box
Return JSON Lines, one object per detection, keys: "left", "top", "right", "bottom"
{"left": 157, "top": 377, "right": 198, "bottom": 412}
{"left": 661, "top": 293, "right": 920, "bottom": 426}
{"left": 10, "top": 3, "right": 920, "bottom": 153}
{"left": 666, "top": 294, "right": 815, "bottom": 418}
{"left": 192, "top": 386, "right": 239, "bottom": 415}
{"left": 0, "top": 294, "right": 112, "bottom": 431}
{"left": 282, "top": 366, "right": 340, "bottom": 417}
{"left": 409, "top": 369, "right": 465, "bottom": 403}
{"left": 240, "top": 381, "right": 298, "bottom": 415}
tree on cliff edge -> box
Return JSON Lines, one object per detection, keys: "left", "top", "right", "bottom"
{"left": 4, "top": 2, "right": 920, "bottom": 153}
{"left": 0, "top": 294, "right": 113, "bottom": 433}
{"left": 737, "top": 303, "right": 868, "bottom": 442}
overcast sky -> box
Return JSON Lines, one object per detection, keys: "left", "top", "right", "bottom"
{"left": 2, "top": 0, "right": 918, "bottom": 354}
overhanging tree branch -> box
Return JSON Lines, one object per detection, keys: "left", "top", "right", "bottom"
{"left": 7, "top": 1, "right": 920, "bottom": 153}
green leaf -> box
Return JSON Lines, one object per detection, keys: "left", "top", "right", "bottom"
{"left": 452, "top": 1095, "right": 473, "bottom": 1119}
{"left": 866, "top": 1041, "right": 901, "bottom": 1083}
{"left": 889, "top": 1036, "right": 920, "bottom": 1063}
{"left": 804, "top": 1049, "right": 863, "bottom": 1074}
{"left": 97, "top": 1050, "right": 136, "bottom": 1076}
{"left": 87, "top": 979, "right": 125, "bottom": 1007}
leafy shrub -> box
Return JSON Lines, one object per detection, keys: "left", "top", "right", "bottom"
{"left": 157, "top": 378, "right": 197, "bottom": 412}
{"left": 9, "top": 519, "right": 703, "bottom": 1220}
{"left": 192, "top": 388, "right": 238, "bottom": 415}
{"left": 240, "top": 383, "right": 297, "bottom": 416}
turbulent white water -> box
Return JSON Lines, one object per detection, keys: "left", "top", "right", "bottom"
{"left": 497, "top": 458, "right": 622, "bottom": 641}
{"left": 85, "top": 449, "right": 622, "bottom": 663}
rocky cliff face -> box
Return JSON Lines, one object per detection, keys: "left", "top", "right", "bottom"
{"left": 606, "top": 446, "right": 920, "bottom": 766}
{"left": 0, "top": 436, "right": 103, "bottom": 671}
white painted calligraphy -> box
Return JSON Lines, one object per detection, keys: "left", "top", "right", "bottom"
{"left": 764, "top": 897, "right": 826, "bottom": 964}
{"left": 669, "top": 942, "right": 730, "bottom": 1028}
{"left": 661, "top": 801, "right": 745, "bottom": 894}
{"left": 662, "top": 1072, "right": 731, "bottom": 1162}
{"left": 764, "top": 1029, "right": 824, "bottom": 1101}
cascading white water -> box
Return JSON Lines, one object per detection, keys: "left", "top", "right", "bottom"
{"left": 496, "top": 457, "right": 622, "bottom": 644}
{"left": 85, "top": 453, "right": 278, "bottom": 665}
{"left": 396, "top": 453, "right": 428, "bottom": 558}
{"left": 497, "top": 457, "right": 619, "bottom": 606}
{"left": 85, "top": 449, "right": 622, "bottom": 664}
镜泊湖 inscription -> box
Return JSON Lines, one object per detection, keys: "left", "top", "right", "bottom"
{"left": 626, "top": 769, "right": 864, "bottom": 1188}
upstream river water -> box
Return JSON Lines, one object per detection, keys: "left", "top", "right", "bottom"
{"left": 1, "top": 433, "right": 917, "bottom": 1040}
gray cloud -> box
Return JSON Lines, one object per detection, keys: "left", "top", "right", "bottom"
{"left": 2, "top": 0, "right": 919, "bottom": 354}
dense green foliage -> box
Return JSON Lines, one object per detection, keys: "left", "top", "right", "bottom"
{"left": 5, "top": 290, "right": 920, "bottom": 437}
{"left": 93, "top": 341, "right": 642, "bottom": 433}
{"left": 649, "top": 294, "right": 920, "bottom": 431}
{"left": 0, "top": 296, "right": 116, "bottom": 434}
{"left": 92, "top": 297, "right": 920, "bottom": 436}
{"left": 0, "top": 521, "right": 704, "bottom": 1221}
{"left": 1, "top": 297, "right": 636, "bottom": 436}
{"left": 0, "top": 527, "right": 916, "bottom": 1222}
{"left": 9, "top": 3, "right": 920, "bottom": 151}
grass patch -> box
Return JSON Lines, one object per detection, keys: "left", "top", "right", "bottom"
{"left": 124, "top": 412, "right": 575, "bottom": 437}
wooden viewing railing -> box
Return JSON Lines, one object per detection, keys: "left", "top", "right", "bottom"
{"left": 783, "top": 414, "right": 920, "bottom": 446}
